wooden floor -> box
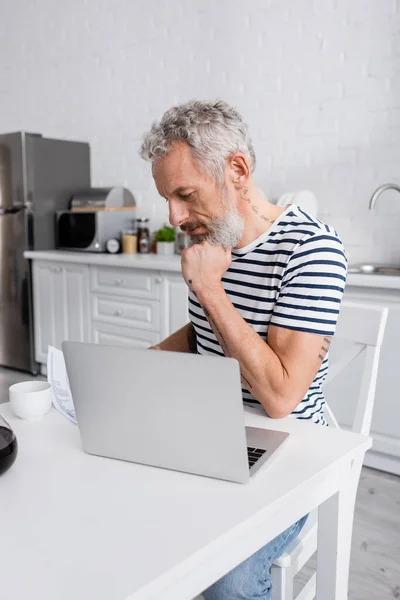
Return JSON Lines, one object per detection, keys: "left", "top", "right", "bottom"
{"left": 296, "top": 467, "right": 400, "bottom": 600}
{"left": 1, "top": 367, "right": 399, "bottom": 599}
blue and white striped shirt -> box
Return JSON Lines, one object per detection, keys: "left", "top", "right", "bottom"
{"left": 188, "top": 204, "right": 348, "bottom": 424}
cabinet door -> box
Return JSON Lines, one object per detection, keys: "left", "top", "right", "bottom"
{"left": 91, "top": 321, "right": 159, "bottom": 349}
{"left": 91, "top": 293, "right": 160, "bottom": 331}
{"left": 33, "top": 262, "right": 62, "bottom": 363}
{"left": 32, "top": 261, "right": 90, "bottom": 363}
{"left": 62, "top": 263, "right": 90, "bottom": 345}
{"left": 161, "top": 273, "right": 189, "bottom": 338}
{"left": 90, "top": 266, "right": 161, "bottom": 299}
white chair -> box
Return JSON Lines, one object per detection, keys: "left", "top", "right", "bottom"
{"left": 270, "top": 301, "right": 388, "bottom": 600}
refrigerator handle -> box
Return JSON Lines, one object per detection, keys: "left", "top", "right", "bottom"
{"left": 0, "top": 189, "right": 32, "bottom": 214}
{"left": 26, "top": 193, "right": 34, "bottom": 249}
{"left": 26, "top": 190, "right": 33, "bottom": 211}
{"left": 0, "top": 206, "right": 26, "bottom": 215}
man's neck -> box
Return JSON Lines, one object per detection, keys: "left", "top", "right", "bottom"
{"left": 236, "top": 184, "right": 287, "bottom": 249}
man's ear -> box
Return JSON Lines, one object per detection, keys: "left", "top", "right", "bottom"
{"left": 228, "top": 153, "right": 250, "bottom": 189}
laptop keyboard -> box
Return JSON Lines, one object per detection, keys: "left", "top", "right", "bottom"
{"left": 247, "top": 446, "right": 267, "bottom": 468}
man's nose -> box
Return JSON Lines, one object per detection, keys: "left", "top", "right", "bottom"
{"left": 168, "top": 200, "right": 189, "bottom": 228}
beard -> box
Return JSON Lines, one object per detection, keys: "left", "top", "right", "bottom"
{"left": 186, "top": 209, "right": 244, "bottom": 249}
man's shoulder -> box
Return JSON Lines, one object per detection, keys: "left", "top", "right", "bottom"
{"left": 278, "top": 206, "right": 344, "bottom": 248}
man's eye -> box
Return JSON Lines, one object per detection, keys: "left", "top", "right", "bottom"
{"left": 180, "top": 193, "right": 193, "bottom": 200}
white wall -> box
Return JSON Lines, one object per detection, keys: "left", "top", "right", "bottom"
{"left": 0, "top": 0, "right": 399, "bottom": 263}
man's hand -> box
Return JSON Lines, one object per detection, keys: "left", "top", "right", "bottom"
{"left": 181, "top": 241, "right": 232, "bottom": 297}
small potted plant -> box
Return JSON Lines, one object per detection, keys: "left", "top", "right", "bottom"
{"left": 155, "top": 225, "right": 176, "bottom": 256}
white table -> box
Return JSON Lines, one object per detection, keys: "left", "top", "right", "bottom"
{"left": 0, "top": 403, "right": 371, "bottom": 600}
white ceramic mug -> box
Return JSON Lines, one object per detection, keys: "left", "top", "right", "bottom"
{"left": 9, "top": 381, "right": 53, "bottom": 420}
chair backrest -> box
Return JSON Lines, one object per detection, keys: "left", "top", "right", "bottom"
{"left": 323, "top": 301, "right": 388, "bottom": 436}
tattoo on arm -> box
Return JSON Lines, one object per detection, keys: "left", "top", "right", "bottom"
{"left": 187, "top": 323, "right": 198, "bottom": 354}
{"left": 241, "top": 373, "right": 253, "bottom": 389}
{"left": 202, "top": 305, "right": 230, "bottom": 356}
{"left": 318, "top": 336, "right": 332, "bottom": 361}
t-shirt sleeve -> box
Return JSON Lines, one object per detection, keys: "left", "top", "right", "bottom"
{"left": 269, "top": 232, "right": 348, "bottom": 336}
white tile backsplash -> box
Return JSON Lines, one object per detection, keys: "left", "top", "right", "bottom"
{"left": 0, "top": 0, "right": 399, "bottom": 263}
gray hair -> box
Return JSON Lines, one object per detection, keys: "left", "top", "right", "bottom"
{"left": 139, "top": 100, "right": 256, "bottom": 184}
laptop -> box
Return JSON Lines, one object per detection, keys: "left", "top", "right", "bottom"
{"left": 62, "top": 341, "right": 290, "bottom": 484}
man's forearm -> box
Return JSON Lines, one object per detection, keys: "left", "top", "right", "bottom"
{"left": 151, "top": 322, "right": 197, "bottom": 353}
{"left": 195, "top": 285, "right": 290, "bottom": 417}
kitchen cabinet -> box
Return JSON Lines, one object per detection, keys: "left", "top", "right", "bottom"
{"left": 161, "top": 273, "right": 190, "bottom": 338}
{"left": 90, "top": 266, "right": 162, "bottom": 300}
{"left": 30, "top": 256, "right": 189, "bottom": 368}
{"left": 326, "top": 284, "right": 400, "bottom": 475}
{"left": 32, "top": 261, "right": 90, "bottom": 364}
{"left": 91, "top": 322, "right": 159, "bottom": 349}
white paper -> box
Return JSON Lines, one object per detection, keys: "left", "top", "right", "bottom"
{"left": 47, "top": 345, "right": 77, "bottom": 424}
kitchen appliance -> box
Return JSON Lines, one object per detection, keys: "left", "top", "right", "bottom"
{"left": 56, "top": 210, "right": 136, "bottom": 252}
{"left": 56, "top": 186, "right": 136, "bottom": 252}
{"left": 70, "top": 186, "right": 135, "bottom": 211}
{"left": 277, "top": 190, "right": 318, "bottom": 216}
{"left": 0, "top": 132, "right": 90, "bottom": 373}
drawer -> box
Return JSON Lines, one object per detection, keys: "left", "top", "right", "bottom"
{"left": 91, "top": 294, "right": 160, "bottom": 331}
{"left": 90, "top": 266, "right": 161, "bottom": 299}
{"left": 91, "top": 321, "right": 159, "bottom": 349}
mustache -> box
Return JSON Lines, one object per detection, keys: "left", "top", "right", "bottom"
{"left": 180, "top": 222, "right": 206, "bottom": 233}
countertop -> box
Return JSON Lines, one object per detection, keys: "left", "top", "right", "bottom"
{"left": 24, "top": 250, "right": 182, "bottom": 272}
{"left": 24, "top": 250, "right": 400, "bottom": 289}
{"left": 346, "top": 273, "right": 400, "bottom": 291}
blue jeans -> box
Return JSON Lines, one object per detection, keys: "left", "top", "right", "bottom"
{"left": 202, "top": 515, "right": 308, "bottom": 600}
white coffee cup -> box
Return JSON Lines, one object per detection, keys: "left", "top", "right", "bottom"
{"left": 9, "top": 381, "right": 53, "bottom": 420}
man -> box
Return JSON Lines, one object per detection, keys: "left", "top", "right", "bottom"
{"left": 139, "top": 100, "right": 347, "bottom": 600}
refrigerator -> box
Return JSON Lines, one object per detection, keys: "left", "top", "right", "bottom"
{"left": 0, "top": 132, "right": 91, "bottom": 373}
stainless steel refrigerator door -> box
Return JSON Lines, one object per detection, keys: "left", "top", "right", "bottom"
{"left": 0, "top": 132, "right": 90, "bottom": 373}
{"left": 0, "top": 144, "right": 13, "bottom": 210}
{"left": 0, "top": 209, "right": 36, "bottom": 372}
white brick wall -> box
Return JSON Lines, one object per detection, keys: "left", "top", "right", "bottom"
{"left": 1, "top": 0, "right": 399, "bottom": 263}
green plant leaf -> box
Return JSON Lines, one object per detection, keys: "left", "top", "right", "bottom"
{"left": 155, "top": 225, "right": 176, "bottom": 242}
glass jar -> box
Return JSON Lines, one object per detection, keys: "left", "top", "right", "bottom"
{"left": 0, "top": 413, "right": 18, "bottom": 476}
{"left": 122, "top": 229, "right": 138, "bottom": 254}
{"left": 137, "top": 218, "right": 151, "bottom": 254}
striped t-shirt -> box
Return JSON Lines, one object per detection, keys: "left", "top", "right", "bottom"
{"left": 188, "top": 204, "right": 348, "bottom": 425}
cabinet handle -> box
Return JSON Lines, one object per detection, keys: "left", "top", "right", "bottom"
{"left": 51, "top": 266, "right": 62, "bottom": 273}
{"left": 114, "top": 278, "right": 124, "bottom": 286}
{"left": 114, "top": 309, "right": 123, "bottom": 317}
{"left": 154, "top": 276, "right": 163, "bottom": 284}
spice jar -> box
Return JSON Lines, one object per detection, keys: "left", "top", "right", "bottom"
{"left": 137, "top": 218, "right": 151, "bottom": 254}
{"left": 122, "top": 229, "right": 138, "bottom": 254}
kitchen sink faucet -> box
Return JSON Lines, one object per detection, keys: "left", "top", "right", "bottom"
{"left": 369, "top": 183, "right": 400, "bottom": 210}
